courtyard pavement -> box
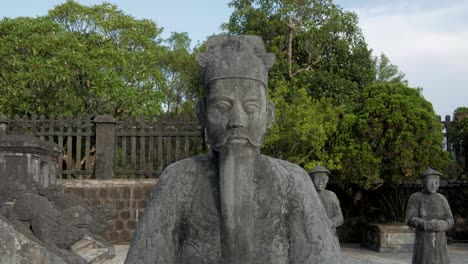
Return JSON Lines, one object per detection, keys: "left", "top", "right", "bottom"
{"left": 341, "top": 243, "right": 468, "bottom": 264}
{"left": 104, "top": 243, "right": 468, "bottom": 264}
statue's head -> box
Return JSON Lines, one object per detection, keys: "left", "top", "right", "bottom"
{"left": 62, "top": 205, "right": 92, "bottom": 228}
{"left": 421, "top": 167, "right": 442, "bottom": 194}
{"left": 196, "top": 35, "right": 276, "bottom": 152}
{"left": 309, "top": 165, "right": 331, "bottom": 192}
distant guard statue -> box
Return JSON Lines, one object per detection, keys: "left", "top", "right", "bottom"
{"left": 125, "top": 35, "right": 341, "bottom": 264}
{"left": 309, "top": 165, "right": 344, "bottom": 249}
{"left": 405, "top": 168, "right": 454, "bottom": 264}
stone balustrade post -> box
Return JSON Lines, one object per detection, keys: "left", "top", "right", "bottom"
{"left": 0, "top": 113, "right": 8, "bottom": 136}
{"left": 94, "top": 115, "right": 116, "bottom": 180}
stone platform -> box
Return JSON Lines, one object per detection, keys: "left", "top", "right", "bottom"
{"left": 103, "top": 243, "right": 468, "bottom": 264}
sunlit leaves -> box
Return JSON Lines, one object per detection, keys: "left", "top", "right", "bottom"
{"left": 0, "top": 1, "right": 167, "bottom": 117}
{"left": 263, "top": 80, "right": 342, "bottom": 170}
{"left": 330, "top": 83, "right": 451, "bottom": 190}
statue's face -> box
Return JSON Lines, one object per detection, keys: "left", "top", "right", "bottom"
{"left": 423, "top": 174, "right": 440, "bottom": 194}
{"left": 311, "top": 172, "right": 329, "bottom": 191}
{"left": 204, "top": 78, "right": 271, "bottom": 151}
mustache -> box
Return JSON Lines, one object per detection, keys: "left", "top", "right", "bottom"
{"left": 214, "top": 129, "right": 261, "bottom": 148}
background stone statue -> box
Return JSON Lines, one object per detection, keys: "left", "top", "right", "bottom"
{"left": 309, "top": 165, "right": 344, "bottom": 249}
{"left": 126, "top": 35, "right": 341, "bottom": 264}
{"left": 405, "top": 168, "right": 454, "bottom": 264}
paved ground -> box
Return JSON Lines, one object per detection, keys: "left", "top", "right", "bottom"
{"left": 342, "top": 243, "right": 468, "bottom": 264}
{"left": 105, "top": 243, "right": 468, "bottom": 264}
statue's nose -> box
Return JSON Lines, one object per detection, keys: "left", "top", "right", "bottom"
{"left": 227, "top": 103, "right": 246, "bottom": 128}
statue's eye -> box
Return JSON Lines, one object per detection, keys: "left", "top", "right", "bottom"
{"left": 216, "top": 102, "right": 231, "bottom": 111}
{"left": 244, "top": 103, "right": 259, "bottom": 113}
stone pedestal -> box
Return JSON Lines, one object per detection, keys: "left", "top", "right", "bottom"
{"left": 362, "top": 222, "right": 415, "bottom": 252}
{"left": 0, "top": 135, "right": 62, "bottom": 189}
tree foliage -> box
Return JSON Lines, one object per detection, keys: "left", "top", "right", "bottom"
{"left": 0, "top": 1, "right": 198, "bottom": 118}
{"left": 448, "top": 107, "right": 468, "bottom": 175}
{"left": 263, "top": 80, "right": 342, "bottom": 170}
{"left": 329, "top": 83, "right": 451, "bottom": 190}
{"left": 222, "top": 0, "right": 376, "bottom": 105}
{"left": 374, "top": 52, "right": 407, "bottom": 84}
{"left": 160, "top": 32, "right": 203, "bottom": 115}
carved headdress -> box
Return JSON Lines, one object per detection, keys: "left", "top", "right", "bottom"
{"left": 421, "top": 167, "right": 443, "bottom": 178}
{"left": 196, "top": 35, "right": 276, "bottom": 89}
{"left": 309, "top": 165, "right": 332, "bottom": 176}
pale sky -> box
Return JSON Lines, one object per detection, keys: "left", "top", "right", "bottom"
{"left": 1, "top": 0, "right": 467, "bottom": 118}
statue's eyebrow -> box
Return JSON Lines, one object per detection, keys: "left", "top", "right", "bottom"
{"left": 207, "top": 95, "right": 234, "bottom": 102}
{"left": 243, "top": 96, "right": 260, "bottom": 102}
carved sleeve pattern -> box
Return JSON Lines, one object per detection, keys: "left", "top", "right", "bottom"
{"left": 125, "top": 159, "right": 197, "bottom": 264}
{"left": 439, "top": 194, "right": 454, "bottom": 230}
{"left": 405, "top": 193, "right": 426, "bottom": 230}
{"left": 329, "top": 192, "right": 344, "bottom": 228}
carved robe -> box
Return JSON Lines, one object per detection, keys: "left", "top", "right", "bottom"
{"left": 405, "top": 192, "right": 454, "bottom": 264}
{"left": 126, "top": 154, "right": 341, "bottom": 264}
{"left": 317, "top": 190, "right": 343, "bottom": 248}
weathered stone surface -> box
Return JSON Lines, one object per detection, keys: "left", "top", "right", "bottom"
{"left": 0, "top": 134, "right": 61, "bottom": 189}
{"left": 126, "top": 35, "right": 341, "bottom": 264}
{"left": 309, "top": 165, "right": 344, "bottom": 250}
{"left": 59, "top": 179, "right": 157, "bottom": 244}
{"left": 362, "top": 222, "right": 415, "bottom": 252}
{"left": 94, "top": 115, "right": 116, "bottom": 180}
{"left": 0, "top": 214, "right": 67, "bottom": 264}
{"left": 0, "top": 180, "right": 115, "bottom": 264}
{"left": 405, "top": 168, "right": 454, "bottom": 264}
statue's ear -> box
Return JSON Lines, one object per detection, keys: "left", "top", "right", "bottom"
{"left": 196, "top": 99, "right": 206, "bottom": 127}
{"left": 266, "top": 101, "right": 275, "bottom": 128}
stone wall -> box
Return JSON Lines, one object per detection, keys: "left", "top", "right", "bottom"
{"left": 59, "top": 179, "right": 156, "bottom": 245}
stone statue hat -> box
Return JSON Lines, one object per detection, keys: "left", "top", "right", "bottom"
{"left": 421, "top": 167, "right": 443, "bottom": 178}
{"left": 309, "top": 165, "right": 331, "bottom": 176}
{"left": 196, "top": 35, "right": 276, "bottom": 89}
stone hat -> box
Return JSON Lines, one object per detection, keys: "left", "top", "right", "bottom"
{"left": 309, "top": 165, "right": 331, "bottom": 176}
{"left": 421, "top": 167, "right": 443, "bottom": 178}
{"left": 196, "top": 35, "right": 276, "bottom": 88}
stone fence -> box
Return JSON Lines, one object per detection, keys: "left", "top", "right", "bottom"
{"left": 0, "top": 113, "right": 206, "bottom": 179}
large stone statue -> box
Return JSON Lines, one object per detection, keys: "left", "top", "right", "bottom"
{"left": 405, "top": 168, "right": 454, "bottom": 264}
{"left": 309, "top": 165, "right": 343, "bottom": 249}
{"left": 126, "top": 35, "right": 341, "bottom": 263}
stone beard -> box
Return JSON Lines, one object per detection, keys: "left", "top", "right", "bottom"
{"left": 125, "top": 35, "right": 341, "bottom": 264}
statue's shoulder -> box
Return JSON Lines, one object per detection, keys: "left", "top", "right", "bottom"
{"left": 157, "top": 154, "right": 213, "bottom": 187}
{"left": 323, "top": 190, "right": 338, "bottom": 199}
{"left": 408, "top": 191, "right": 424, "bottom": 202}
{"left": 162, "top": 154, "right": 212, "bottom": 176}
{"left": 408, "top": 191, "right": 421, "bottom": 198}
{"left": 435, "top": 192, "right": 449, "bottom": 202}
{"left": 262, "top": 156, "right": 310, "bottom": 188}
{"left": 264, "top": 156, "right": 307, "bottom": 176}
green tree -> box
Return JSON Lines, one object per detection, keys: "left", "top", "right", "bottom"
{"left": 329, "top": 83, "right": 451, "bottom": 191}
{"left": 0, "top": 1, "right": 168, "bottom": 117}
{"left": 263, "top": 80, "right": 342, "bottom": 170}
{"left": 448, "top": 107, "right": 468, "bottom": 175}
{"left": 222, "top": 0, "right": 376, "bottom": 105}
{"left": 160, "top": 32, "right": 203, "bottom": 115}
{"left": 374, "top": 52, "right": 407, "bottom": 84}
